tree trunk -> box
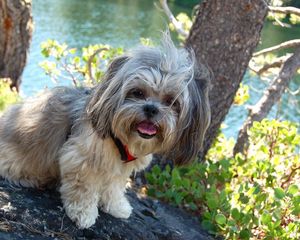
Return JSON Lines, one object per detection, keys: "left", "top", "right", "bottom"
{"left": 234, "top": 46, "right": 300, "bottom": 154}
{"left": 185, "top": 0, "right": 268, "bottom": 159}
{"left": 0, "top": 0, "right": 33, "bottom": 91}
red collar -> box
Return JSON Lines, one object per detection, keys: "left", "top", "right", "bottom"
{"left": 123, "top": 145, "right": 137, "bottom": 163}
{"left": 110, "top": 133, "right": 137, "bottom": 163}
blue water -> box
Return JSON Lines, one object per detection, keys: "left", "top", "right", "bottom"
{"left": 22, "top": 0, "right": 185, "bottom": 95}
{"left": 22, "top": 0, "right": 300, "bottom": 138}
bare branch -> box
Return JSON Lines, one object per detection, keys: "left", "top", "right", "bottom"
{"left": 253, "top": 39, "right": 300, "bottom": 57}
{"left": 266, "top": 3, "right": 286, "bottom": 27}
{"left": 62, "top": 59, "right": 79, "bottom": 87}
{"left": 87, "top": 48, "right": 108, "bottom": 85}
{"left": 250, "top": 54, "right": 291, "bottom": 75}
{"left": 257, "top": 59, "right": 283, "bottom": 74}
{"left": 269, "top": 6, "right": 300, "bottom": 17}
{"left": 234, "top": 47, "right": 300, "bottom": 154}
{"left": 159, "top": 0, "right": 188, "bottom": 38}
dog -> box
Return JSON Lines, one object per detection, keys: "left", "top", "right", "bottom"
{"left": 0, "top": 34, "right": 211, "bottom": 229}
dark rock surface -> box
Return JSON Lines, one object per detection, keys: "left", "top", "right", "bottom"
{"left": 0, "top": 179, "right": 214, "bottom": 240}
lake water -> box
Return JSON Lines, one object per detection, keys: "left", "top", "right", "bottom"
{"left": 22, "top": 0, "right": 300, "bottom": 138}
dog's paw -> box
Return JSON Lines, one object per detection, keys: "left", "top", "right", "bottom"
{"left": 104, "top": 199, "right": 133, "bottom": 219}
{"left": 65, "top": 204, "right": 98, "bottom": 229}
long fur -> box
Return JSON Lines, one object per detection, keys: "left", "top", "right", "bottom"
{"left": 0, "top": 34, "right": 210, "bottom": 228}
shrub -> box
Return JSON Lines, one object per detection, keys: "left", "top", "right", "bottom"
{"left": 39, "top": 38, "right": 155, "bottom": 86}
{"left": 146, "top": 119, "right": 300, "bottom": 239}
{"left": 39, "top": 39, "right": 123, "bottom": 86}
{"left": 0, "top": 79, "right": 19, "bottom": 112}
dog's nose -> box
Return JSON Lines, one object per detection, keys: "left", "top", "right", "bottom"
{"left": 143, "top": 104, "right": 159, "bottom": 118}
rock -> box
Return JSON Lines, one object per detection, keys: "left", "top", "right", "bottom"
{"left": 0, "top": 179, "right": 214, "bottom": 240}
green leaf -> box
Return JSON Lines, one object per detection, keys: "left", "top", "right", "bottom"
{"left": 147, "top": 188, "right": 156, "bottom": 197}
{"left": 171, "top": 168, "right": 181, "bottom": 180}
{"left": 182, "top": 178, "right": 190, "bottom": 189}
{"left": 259, "top": 145, "right": 269, "bottom": 154}
{"left": 256, "top": 193, "right": 267, "bottom": 203}
{"left": 174, "top": 193, "right": 183, "bottom": 205}
{"left": 207, "top": 197, "right": 218, "bottom": 210}
{"left": 69, "top": 48, "right": 77, "bottom": 54}
{"left": 215, "top": 213, "right": 226, "bottom": 225}
{"left": 165, "top": 165, "right": 171, "bottom": 173}
{"left": 188, "top": 202, "right": 198, "bottom": 211}
{"left": 172, "top": 178, "right": 182, "bottom": 188}
{"left": 201, "top": 220, "right": 215, "bottom": 232}
{"left": 239, "top": 229, "right": 251, "bottom": 240}
{"left": 231, "top": 208, "right": 240, "bottom": 221}
{"left": 241, "top": 214, "right": 251, "bottom": 225}
{"left": 253, "top": 185, "right": 261, "bottom": 195}
{"left": 73, "top": 56, "right": 81, "bottom": 64}
{"left": 274, "top": 187, "right": 285, "bottom": 199}
{"left": 152, "top": 165, "right": 161, "bottom": 176}
{"left": 261, "top": 212, "right": 272, "bottom": 225}
{"left": 203, "top": 211, "right": 211, "bottom": 220}
{"left": 240, "top": 194, "right": 250, "bottom": 204}
{"left": 158, "top": 175, "right": 165, "bottom": 186}
{"left": 41, "top": 48, "right": 50, "bottom": 58}
{"left": 287, "top": 184, "right": 299, "bottom": 196}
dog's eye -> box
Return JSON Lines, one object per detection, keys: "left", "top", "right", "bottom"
{"left": 164, "top": 96, "right": 175, "bottom": 106}
{"left": 131, "top": 89, "right": 145, "bottom": 99}
{"left": 164, "top": 96, "right": 180, "bottom": 112}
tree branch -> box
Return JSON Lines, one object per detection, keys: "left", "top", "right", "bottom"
{"left": 257, "top": 59, "right": 283, "bottom": 74}
{"left": 253, "top": 39, "right": 300, "bottom": 57}
{"left": 159, "top": 0, "right": 188, "bottom": 38}
{"left": 87, "top": 48, "right": 108, "bottom": 85}
{"left": 234, "top": 47, "right": 300, "bottom": 154}
{"left": 250, "top": 54, "right": 291, "bottom": 75}
{"left": 269, "top": 6, "right": 300, "bottom": 17}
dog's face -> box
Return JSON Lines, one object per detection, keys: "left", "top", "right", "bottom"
{"left": 111, "top": 66, "right": 190, "bottom": 157}
{"left": 87, "top": 35, "right": 211, "bottom": 164}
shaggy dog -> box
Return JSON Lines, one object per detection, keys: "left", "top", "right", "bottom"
{"left": 0, "top": 34, "right": 210, "bottom": 228}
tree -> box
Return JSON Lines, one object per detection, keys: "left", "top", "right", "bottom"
{"left": 162, "top": 0, "right": 300, "bottom": 159}
{"left": 234, "top": 46, "right": 300, "bottom": 154}
{"left": 185, "top": 0, "right": 268, "bottom": 158}
{"left": 0, "top": 0, "right": 33, "bottom": 91}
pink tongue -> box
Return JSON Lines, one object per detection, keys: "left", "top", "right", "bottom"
{"left": 137, "top": 122, "right": 157, "bottom": 135}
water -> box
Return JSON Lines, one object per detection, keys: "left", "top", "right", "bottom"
{"left": 22, "top": 0, "right": 187, "bottom": 95}
{"left": 223, "top": 21, "right": 300, "bottom": 138}
{"left": 22, "top": 0, "right": 300, "bottom": 138}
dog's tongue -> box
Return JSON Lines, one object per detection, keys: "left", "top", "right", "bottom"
{"left": 137, "top": 121, "right": 157, "bottom": 136}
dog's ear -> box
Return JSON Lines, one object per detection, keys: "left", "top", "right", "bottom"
{"left": 104, "top": 55, "right": 130, "bottom": 81}
{"left": 166, "top": 66, "right": 211, "bottom": 165}
{"left": 86, "top": 56, "right": 130, "bottom": 138}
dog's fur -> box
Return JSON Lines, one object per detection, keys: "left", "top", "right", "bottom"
{"left": 0, "top": 34, "right": 210, "bottom": 228}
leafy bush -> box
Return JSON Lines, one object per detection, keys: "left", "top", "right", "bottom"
{"left": 39, "top": 39, "right": 123, "bottom": 86}
{"left": 0, "top": 79, "right": 19, "bottom": 112}
{"left": 146, "top": 119, "right": 300, "bottom": 239}
{"left": 233, "top": 83, "right": 250, "bottom": 105}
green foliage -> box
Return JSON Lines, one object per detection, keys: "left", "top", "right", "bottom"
{"left": 40, "top": 39, "right": 123, "bottom": 86}
{"left": 140, "top": 37, "right": 155, "bottom": 47}
{"left": 267, "top": 12, "right": 300, "bottom": 26}
{"left": 0, "top": 80, "right": 19, "bottom": 112}
{"left": 39, "top": 38, "right": 159, "bottom": 87}
{"left": 146, "top": 119, "right": 300, "bottom": 239}
{"left": 267, "top": 0, "right": 300, "bottom": 25}
{"left": 169, "top": 12, "right": 192, "bottom": 41}
{"left": 234, "top": 83, "right": 250, "bottom": 105}
{"left": 290, "top": 14, "right": 300, "bottom": 25}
